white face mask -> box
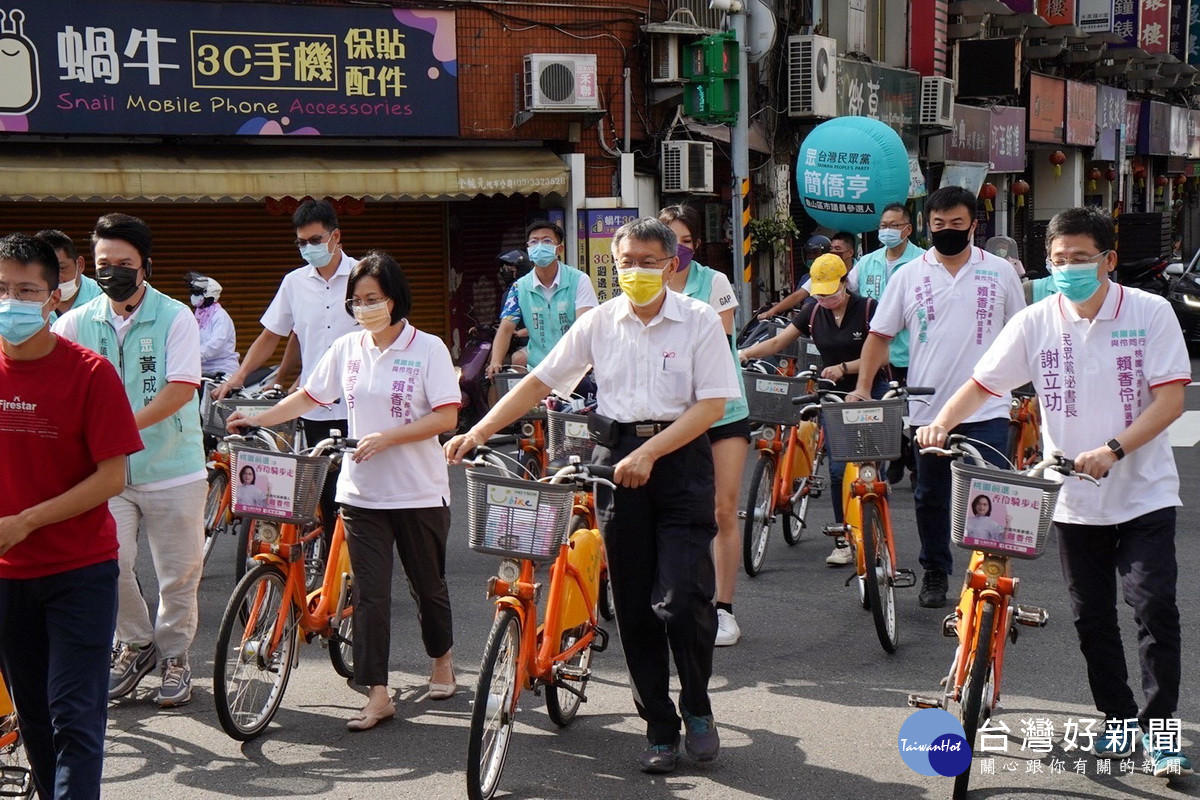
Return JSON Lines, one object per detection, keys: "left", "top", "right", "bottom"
{"left": 57, "top": 278, "right": 79, "bottom": 302}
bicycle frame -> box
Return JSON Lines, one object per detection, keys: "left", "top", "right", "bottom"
{"left": 945, "top": 550, "right": 1016, "bottom": 713}
{"left": 841, "top": 463, "right": 897, "bottom": 581}
{"left": 1008, "top": 395, "right": 1042, "bottom": 470}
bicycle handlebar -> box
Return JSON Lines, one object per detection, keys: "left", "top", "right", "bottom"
{"left": 921, "top": 434, "right": 1100, "bottom": 484}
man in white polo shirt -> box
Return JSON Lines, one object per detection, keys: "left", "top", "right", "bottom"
{"left": 851, "top": 186, "right": 1025, "bottom": 608}
{"left": 915, "top": 207, "right": 1192, "bottom": 778}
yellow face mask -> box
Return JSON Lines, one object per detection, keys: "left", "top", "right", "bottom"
{"left": 617, "top": 267, "right": 666, "bottom": 306}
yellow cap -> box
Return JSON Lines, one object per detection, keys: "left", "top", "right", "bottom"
{"left": 809, "top": 253, "right": 847, "bottom": 295}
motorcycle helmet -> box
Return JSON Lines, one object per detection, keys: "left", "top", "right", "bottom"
{"left": 497, "top": 249, "right": 532, "bottom": 286}
{"left": 803, "top": 235, "right": 832, "bottom": 262}
{"left": 184, "top": 272, "right": 221, "bottom": 308}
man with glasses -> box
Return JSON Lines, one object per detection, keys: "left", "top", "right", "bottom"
{"left": 915, "top": 206, "right": 1192, "bottom": 778}
{"left": 53, "top": 213, "right": 207, "bottom": 709}
{"left": 830, "top": 231, "right": 857, "bottom": 272}
{"left": 485, "top": 221, "right": 596, "bottom": 377}
{"left": 850, "top": 186, "right": 1025, "bottom": 608}
{"left": 449, "top": 218, "right": 738, "bottom": 775}
{"left": 0, "top": 232, "right": 142, "bottom": 799}
{"left": 35, "top": 229, "right": 103, "bottom": 322}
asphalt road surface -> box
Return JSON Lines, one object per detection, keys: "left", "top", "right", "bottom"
{"left": 99, "top": 359, "right": 1200, "bottom": 800}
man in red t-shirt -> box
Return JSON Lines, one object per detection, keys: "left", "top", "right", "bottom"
{"left": 0, "top": 233, "right": 142, "bottom": 799}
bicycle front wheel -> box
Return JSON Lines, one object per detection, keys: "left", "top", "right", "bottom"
{"left": 467, "top": 607, "right": 522, "bottom": 800}
{"left": 202, "top": 469, "right": 229, "bottom": 565}
{"left": 742, "top": 454, "right": 776, "bottom": 577}
{"left": 861, "top": 500, "right": 898, "bottom": 653}
{"left": 545, "top": 624, "right": 592, "bottom": 727}
{"left": 213, "top": 564, "right": 298, "bottom": 741}
{"left": 953, "top": 601, "right": 996, "bottom": 800}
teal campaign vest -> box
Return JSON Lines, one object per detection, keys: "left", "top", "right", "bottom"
{"left": 50, "top": 274, "right": 103, "bottom": 323}
{"left": 852, "top": 239, "right": 924, "bottom": 368}
{"left": 72, "top": 286, "right": 205, "bottom": 486}
{"left": 516, "top": 264, "right": 583, "bottom": 368}
{"left": 1031, "top": 275, "right": 1057, "bottom": 303}
{"left": 680, "top": 263, "right": 750, "bottom": 426}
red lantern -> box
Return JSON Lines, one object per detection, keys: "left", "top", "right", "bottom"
{"left": 1011, "top": 179, "right": 1030, "bottom": 208}
{"left": 1049, "top": 150, "right": 1067, "bottom": 177}
{"left": 1155, "top": 174, "right": 1169, "bottom": 196}
{"left": 1174, "top": 174, "right": 1187, "bottom": 188}
{"left": 1105, "top": 167, "right": 1117, "bottom": 183}
{"left": 1133, "top": 163, "right": 1147, "bottom": 187}
{"left": 1088, "top": 168, "right": 1102, "bottom": 191}
{"left": 979, "top": 182, "right": 997, "bottom": 213}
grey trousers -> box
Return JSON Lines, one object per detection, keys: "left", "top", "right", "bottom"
{"left": 339, "top": 503, "right": 453, "bottom": 686}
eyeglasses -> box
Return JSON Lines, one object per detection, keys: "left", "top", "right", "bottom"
{"left": 1047, "top": 250, "right": 1110, "bottom": 268}
{"left": 615, "top": 255, "right": 673, "bottom": 270}
{"left": 0, "top": 285, "right": 49, "bottom": 302}
{"left": 879, "top": 222, "right": 910, "bottom": 230}
{"left": 526, "top": 238, "right": 559, "bottom": 247}
{"left": 294, "top": 231, "right": 333, "bottom": 249}
{"left": 345, "top": 295, "right": 388, "bottom": 310}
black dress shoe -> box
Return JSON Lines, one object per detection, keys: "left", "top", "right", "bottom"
{"left": 919, "top": 569, "right": 949, "bottom": 608}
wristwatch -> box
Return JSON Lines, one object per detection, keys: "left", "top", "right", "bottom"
{"left": 1105, "top": 438, "right": 1125, "bottom": 460}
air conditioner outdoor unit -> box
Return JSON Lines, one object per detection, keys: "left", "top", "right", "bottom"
{"left": 920, "top": 76, "right": 955, "bottom": 129}
{"left": 787, "top": 35, "right": 837, "bottom": 119}
{"left": 650, "top": 34, "right": 683, "bottom": 83}
{"left": 524, "top": 54, "right": 600, "bottom": 111}
{"left": 661, "top": 141, "right": 714, "bottom": 193}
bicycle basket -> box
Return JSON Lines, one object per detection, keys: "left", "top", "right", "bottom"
{"left": 778, "top": 335, "right": 824, "bottom": 369}
{"left": 546, "top": 409, "right": 594, "bottom": 462}
{"left": 229, "top": 446, "right": 330, "bottom": 525}
{"left": 465, "top": 470, "right": 575, "bottom": 562}
{"left": 821, "top": 397, "right": 905, "bottom": 462}
{"left": 949, "top": 461, "right": 1061, "bottom": 560}
{"left": 207, "top": 398, "right": 298, "bottom": 447}
{"left": 744, "top": 372, "right": 813, "bottom": 427}
{"left": 493, "top": 371, "right": 545, "bottom": 420}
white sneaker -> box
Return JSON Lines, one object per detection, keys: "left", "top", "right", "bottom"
{"left": 714, "top": 608, "right": 741, "bottom": 647}
{"left": 826, "top": 540, "right": 854, "bottom": 567}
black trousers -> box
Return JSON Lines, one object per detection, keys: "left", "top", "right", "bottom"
{"left": 339, "top": 504, "right": 454, "bottom": 687}
{"left": 1056, "top": 507, "right": 1181, "bottom": 728}
{"left": 595, "top": 434, "right": 718, "bottom": 746}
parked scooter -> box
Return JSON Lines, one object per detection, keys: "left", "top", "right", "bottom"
{"left": 457, "top": 308, "right": 497, "bottom": 432}
{"left": 1115, "top": 253, "right": 1170, "bottom": 297}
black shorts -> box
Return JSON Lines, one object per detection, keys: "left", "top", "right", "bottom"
{"left": 708, "top": 417, "right": 752, "bottom": 443}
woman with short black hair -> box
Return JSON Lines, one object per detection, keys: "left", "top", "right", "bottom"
{"left": 227, "top": 250, "right": 460, "bottom": 730}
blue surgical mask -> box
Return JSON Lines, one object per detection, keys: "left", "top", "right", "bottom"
{"left": 878, "top": 228, "right": 903, "bottom": 248}
{"left": 0, "top": 297, "right": 49, "bottom": 345}
{"left": 300, "top": 242, "right": 334, "bottom": 269}
{"left": 528, "top": 242, "right": 558, "bottom": 268}
{"left": 1048, "top": 262, "right": 1103, "bottom": 303}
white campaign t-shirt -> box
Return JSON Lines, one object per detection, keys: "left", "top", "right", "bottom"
{"left": 304, "top": 324, "right": 460, "bottom": 509}
{"left": 972, "top": 284, "right": 1191, "bottom": 525}
{"left": 869, "top": 246, "right": 1025, "bottom": 425}
{"left": 261, "top": 252, "right": 360, "bottom": 422}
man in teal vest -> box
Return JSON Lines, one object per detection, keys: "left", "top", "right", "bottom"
{"left": 36, "top": 229, "right": 102, "bottom": 323}
{"left": 486, "top": 220, "right": 597, "bottom": 376}
{"left": 52, "top": 213, "right": 206, "bottom": 710}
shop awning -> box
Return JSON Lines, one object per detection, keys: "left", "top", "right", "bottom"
{"left": 0, "top": 147, "right": 570, "bottom": 202}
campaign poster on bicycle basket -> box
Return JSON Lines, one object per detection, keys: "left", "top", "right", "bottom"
{"left": 233, "top": 450, "right": 297, "bottom": 519}
{"left": 961, "top": 478, "right": 1042, "bottom": 557}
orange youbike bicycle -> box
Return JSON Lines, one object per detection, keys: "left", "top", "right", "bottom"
{"left": 1006, "top": 385, "right": 1042, "bottom": 470}
{"left": 740, "top": 365, "right": 827, "bottom": 576}
{"left": 212, "top": 431, "right": 356, "bottom": 741}
{"left": 908, "top": 435, "right": 1097, "bottom": 799}
{"left": 458, "top": 449, "right": 615, "bottom": 800}
{"left": 492, "top": 369, "right": 548, "bottom": 479}
{"left": 0, "top": 673, "right": 32, "bottom": 799}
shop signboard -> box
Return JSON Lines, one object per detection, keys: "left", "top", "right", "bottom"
{"left": 1027, "top": 73, "right": 1065, "bottom": 143}
{"left": 0, "top": 0, "right": 458, "bottom": 137}
{"left": 988, "top": 106, "right": 1026, "bottom": 172}
{"left": 1112, "top": 0, "right": 1140, "bottom": 47}
{"left": 1139, "top": 0, "right": 1171, "bottom": 54}
{"left": 1191, "top": 0, "right": 1200, "bottom": 63}
{"left": 1095, "top": 85, "right": 1128, "bottom": 161}
{"left": 1192, "top": 109, "right": 1200, "bottom": 159}
{"left": 1126, "top": 98, "right": 1143, "bottom": 155}
{"left": 1171, "top": 105, "right": 1190, "bottom": 156}
{"left": 945, "top": 105, "right": 990, "bottom": 163}
{"left": 1036, "top": 0, "right": 1076, "bottom": 25}
{"left": 1140, "top": 100, "right": 1172, "bottom": 155}
{"left": 578, "top": 209, "right": 638, "bottom": 303}
{"left": 835, "top": 59, "right": 921, "bottom": 152}
{"left": 1065, "top": 81, "right": 1097, "bottom": 146}
{"left": 1076, "top": 0, "right": 1113, "bottom": 31}
{"left": 1170, "top": 0, "right": 1191, "bottom": 62}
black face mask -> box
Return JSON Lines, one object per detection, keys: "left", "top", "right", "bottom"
{"left": 930, "top": 228, "right": 972, "bottom": 257}
{"left": 96, "top": 266, "right": 141, "bottom": 303}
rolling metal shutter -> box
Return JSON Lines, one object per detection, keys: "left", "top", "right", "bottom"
{"left": 0, "top": 201, "right": 448, "bottom": 364}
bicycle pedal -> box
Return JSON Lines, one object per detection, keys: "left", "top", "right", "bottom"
{"left": 558, "top": 664, "right": 591, "bottom": 681}
{"left": 907, "top": 694, "right": 943, "bottom": 709}
{"left": 891, "top": 569, "right": 916, "bottom": 589}
{"left": 941, "top": 613, "right": 958, "bottom": 638}
{"left": 1014, "top": 605, "right": 1049, "bottom": 627}
{"left": 822, "top": 523, "right": 849, "bottom": 538}
{"left": 589, "top": 626, "right": 609, "bottom": 653}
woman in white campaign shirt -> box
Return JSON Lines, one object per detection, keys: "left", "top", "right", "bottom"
{"left": 228, "top": 252, "right": 461, "bottom": 731}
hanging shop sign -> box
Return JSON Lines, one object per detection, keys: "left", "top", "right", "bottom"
{"left": 1065, "top": 81, "right": 1097, "bottom": 147}
{"left": 0, "top": 0, "right": 458, "bottom": 137}
{"left": 1170, "top": 0, "right": 1191, "bottom": 62}
{"left": 1171, "top": 105, "right": 1190, "bottom": 157}
{"left": 1095, "top": 86, "right": 1128, "bottom": 162}
{"left": 1192, "top": 110, "right": 1200, "bottom": 159}
{"left": 1036, "top": 0, "right": 1076, "bottom": 25}
{"left": 1140, "top": 100, "right": 1172, "bottom": 155}
{"left": 1027, "top": 73, "right": 1065, "bottom": 144}
{"left": 1191, "top": 0, "right": 1200, "bottom": 64}
{"left": 835, "top": 59, "right": 921, "bottom": 151}
{"left": 988, "top": 106, "right": 1027, "bottom": 172}
{"left": 1112, "top": 0, "right": 1139, "bottom": 47}
{"left": 796, "top": 116, "right": 911, "bottom": 234}
{"left": 1125, "top": 99, "right": 1142, "bottom": 156}
{"left": 945, "top": 105, "right": 990, "bottom": 163}
{"left": 1139, "top": 0, "right": 1171, "bottom": 54}
{"left": 1076, "top": 0, "right": 1113, "bottom": 32}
